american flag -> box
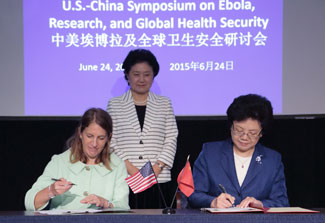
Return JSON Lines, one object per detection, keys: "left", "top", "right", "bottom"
{"left": 125, "top": 161, "right": 157, "bottom": 194}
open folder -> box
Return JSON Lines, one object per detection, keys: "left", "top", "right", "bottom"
{"left": 201, "top": 207, "right": 319, "bottom": 214}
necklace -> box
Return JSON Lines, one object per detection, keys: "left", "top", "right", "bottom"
{"left": 133, "top": 99, "right": 147, "bottom": 105}
{"left": 234, "top": 153, "right": 252, "bottom": 168}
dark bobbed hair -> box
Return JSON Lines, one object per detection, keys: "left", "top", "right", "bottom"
{"left": 122, "top": 49, "right": 159, "bottom": 82}
{"left": 68, "top": 108, "right": 113, "bottom": 170}
{"left": 226, "top": 94, "right": 273, "bottom": 133}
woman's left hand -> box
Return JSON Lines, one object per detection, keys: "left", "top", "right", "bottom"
{"left": 80, "top": 194, "right": 111, "bottom": 208}
{"left": 237, "top": 196, "right": 263, "bottom": 209}
{"left": 152, "top": 164, "right": 161, "bottom": 177}
{"left": 152, "top": 161, "right": 165, "bottom": 177}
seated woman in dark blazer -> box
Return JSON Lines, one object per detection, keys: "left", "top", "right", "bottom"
{"left": 188, "top": 94, "right": 289, "bottom": 208}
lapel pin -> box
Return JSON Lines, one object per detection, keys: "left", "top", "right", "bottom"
{"left": 256, "top": 155, "right": 263, "bottom": 164}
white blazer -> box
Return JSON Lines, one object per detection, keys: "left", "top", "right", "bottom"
{"left": 107, "top": 90, "right": 178, "bottom": 183}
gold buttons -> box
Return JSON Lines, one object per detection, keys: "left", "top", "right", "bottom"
{"left": 83, "top": 191, "right": 88, "bottom": 196}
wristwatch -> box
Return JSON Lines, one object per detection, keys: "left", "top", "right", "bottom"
{"left": 107, "top": 200, "right": 113, "bottom": 208}
{"left": 48, "top": 185, "right": 55, "bottom": 199}
{"left": 156, "top": 162, "right": 164, "bottom": 170}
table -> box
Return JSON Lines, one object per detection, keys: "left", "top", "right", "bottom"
{"left": 1, "top": 209, "right": 325, "bottom": 223}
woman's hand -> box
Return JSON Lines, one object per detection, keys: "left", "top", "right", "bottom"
{"left": 125, "top": 160, "right": 139, "bottom": 175}
{"left": 210, "top": 193, "right": 235, "bottom": 208}
{"left": 152, "top": 164, "right": 161, "bottom": 177}
{"left": 34, "top": 178, "right": 72, "bottom": 210}
{"left": 80, "top": 194, "right": 112, "bottom": 208}
{"left": 152, "top": 161, "right": 165, "bottom": 177}
{"left": 237, "top": 196, "right": 263, "bottom": 208}
{"left": 50, "top": 178, "right": 73, "bottom": 196}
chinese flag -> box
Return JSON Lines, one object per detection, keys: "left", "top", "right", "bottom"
{"left": 177, "top": 160, "right": 194, "bottom": 197}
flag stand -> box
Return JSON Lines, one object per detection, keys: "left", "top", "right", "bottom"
{"left": 148, "top": 160, "right": 171, "bottom": 214}
{"left": 162, "top": 207, "right": 176, "bottom": 214}
{"left": 163, "top": 155, "right": 191, "bottom": 214}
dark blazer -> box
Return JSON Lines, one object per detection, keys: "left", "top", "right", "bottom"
{"left": 188, "top": 139, "right": 289, "bottom": 208}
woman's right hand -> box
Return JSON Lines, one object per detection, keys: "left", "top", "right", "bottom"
{"left": 210, "top": 193, "right": 235, "bottom": 208}
{"left": 49, "top": 178, "right": 73, "bottom": 196}
{"left": 34, "top": 178, "right": 73, "bottom": 210}
{"left": 125, "top": 160, "right": 139, "bottom": 175}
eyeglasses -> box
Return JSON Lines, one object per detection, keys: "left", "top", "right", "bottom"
{"left": 231, "top": 125, "right": 262, "bottom": 139}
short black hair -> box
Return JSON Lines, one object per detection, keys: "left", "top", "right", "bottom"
{"left": 122, "top": 49, "right": 159, "bottom": 81}
{"left": 226, "top": 94, "right": 273, "bottom": 133}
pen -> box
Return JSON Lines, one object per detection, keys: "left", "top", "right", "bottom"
{"left": 51, "top": 178, "right": 76, "bottom": 186}
{"left": 218, "top": 184, "right": 235, "bottom": 207}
